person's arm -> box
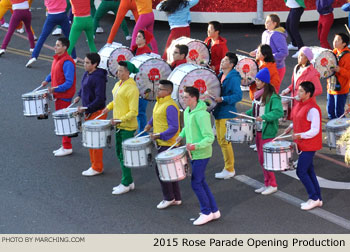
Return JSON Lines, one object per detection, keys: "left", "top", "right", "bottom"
{"left": 159, "top": 106, "right": 179, "bottom": 141}
{"left": 271, "top": 34, "right": 288, "bottom": 62}
{"left": 119, "top": 86, "right": 139, "bottom": 122}
{"left": 261, "top": 96, "right": 284, "bottom": 122}
{"left": 221, "top": 74, "right": 242, "bottom": 105}
{"left": 85, "top": 78, "right": 106, "bottom": 114}
{"left": 300, "top": 108, "right": 320, "bottom": 139}
{"left": 337, "top": 53, "right": 350, "bottom": 80}
{"left": 54, "top": 61, "right": 75, "bottom": 93}
{"left": 188, "top": 0, "right": 199, "bottom": 8}
{"left": 341, "top": 3, "right": 350, "bottom": 12}
{"left": 193, "top": 112, "right": 214, "bottom": 149}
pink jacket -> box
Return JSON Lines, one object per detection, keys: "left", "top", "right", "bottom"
{"left": 45, "top": 0, "right": 67, "bottom": 14}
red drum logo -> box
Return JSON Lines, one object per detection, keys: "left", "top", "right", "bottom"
{"left": 242, "top": 64, "right": 250, "bottom": 73}
{"left": 193, "top": 79, "right": 207, "bottom": 94}
{"left": 321, "top": 58, "right": 328, "bottom": 67}
{"left": 189, "top": 50, "right": 199, "bottom": 61}
{"left": 117, "top": 55, "right": 126, "bottom": 62}
{"left": 148, "top": 68, "right": 161, "bottom": 81}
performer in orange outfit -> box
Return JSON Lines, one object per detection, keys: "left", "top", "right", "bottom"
{"left": 107, "top": 0, "right": 139, "bottom": 44}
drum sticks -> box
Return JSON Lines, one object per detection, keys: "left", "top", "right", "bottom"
{"left": 229, "top": 111, "right": 256, "bottom": 120}
{"left": 31, "top": 84, "right": 44, "bottom": 92}
{"left": 236, "top": 49, "right": 251, "bottom": 55}
{"left": 345, "top": 24, "right": 350, "bottom": 36}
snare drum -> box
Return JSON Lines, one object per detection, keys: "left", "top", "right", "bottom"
{"left": 98, "top": 43, "right": 133, "bottom": 77}
{"left": 263, "top": 141, "right": 294, "bottom": 171}
{"left": 281, "top": 97, "right": 292, "bottom": 120}
{"left": 168, "top": 63, "right": 220, "bottom": 111}
{"left": 130, "top": 54, "right": 172, "bottom": 101}
{"left": 225, "top": 119, "right": 254, "bottom": 143}
{"left": 122, "top": 137, "right": 153, "bottom": 168}
{"left": 326, "top": 118, "right": 350, "bottom": 148}
{"left": 82, "top": 120, "right": 113, "bottom": 149}
{"left": 166, "top": 36, "right": 210, "bottom": 65}
{"left": 156, "top": 147, "right": 188, "bottom": 182}
{"left": 235, "top": 54, "right": 258, "bottom": 86}
{"left": 52, "top": 107, "right": 82, "bottom": 136}
{"left": 310, "top": 46, "right": 337, "bottom": 79}
{"left": 22, "top": 89, "right": 49, "bottom": 117}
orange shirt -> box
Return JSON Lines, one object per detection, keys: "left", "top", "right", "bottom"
{"left": 327, "top": 47, "right": 350, "bottom": 95}
{"left": 135, "top": 0, "right": 152, "bottom": 15}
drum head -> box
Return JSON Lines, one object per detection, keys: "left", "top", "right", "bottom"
{"left": 123, "top": 137, "right": 151, "bottom": 146}
{"left": 310, "top": 46, "right": 337, "bottom": 79}
{"left": 156, "top": 147, "right": 185, "bottom": 160}
{"left": 166, "top": 37, "right": 210, "bottom": 65}
{"left": 108, "top": 46, "right": 134, "bottom": 77}
{"left": 130, "top": 54, "right": 172, "bottom": 101}
{"left": 83, "top": 120, "right": 110, "bottom": 128}
{"left": 53, "top": 107, "right": 78, "bottom": 116}
{"left": 326, "top": 118, "right": 350, "bottom": 129}
{"left": 228, "top": 118, "right": 253, "bottom": 125}
{"left": 22, "top": 89, "right": 48, "bottom": 98}
{"left": 235, "top": 54, "right": 258, "bottom": 86}
{"left": 169, "top": 63, "right": 220, "bottom": 111}
{"left": 263, "top": 141, "right": 292, "bottom": 152}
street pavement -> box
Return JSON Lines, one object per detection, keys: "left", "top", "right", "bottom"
{"left": 0, "top": 2, "right": 350, "bottom": 234}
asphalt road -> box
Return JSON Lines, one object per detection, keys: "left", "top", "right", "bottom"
{"left": 0, "top": 2, "right": 350, "bottom": 234}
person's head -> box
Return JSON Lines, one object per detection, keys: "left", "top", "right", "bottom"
{"left": 55, "top": 37, "right": 69, "bottom": 55}
{"left": 84, "top": 52, "right": 100, "bottom": 73}
{"left": 298, "top": 81, "right": 315, "bottom": 101}
{"left": 220, "top": 52, "right": 238, "bottom": 71}
{"left": 173, "top": 44, "right": 188, "bottom": 61}
{"left": 207, "top": 21, "right": 221, "bottom": 39}
{"left": 117, "top": 61, "right": 130, "bottom": 80}
{"left": 183, "top": 86, "right": 199, "bottom": 107}
{"left": 298, "top": 47, "right": 313, "bottom": 66}
{"left": 333, "top": 33, "right": 349, "bottom": 50}
{"left": 157, "top": 80, "right": 173, "bottom": 98}
{"left": 136, "top": 30, "right": 147, "bottom": 47}
{"left": 255, "top": 68, "right": 270, "bottom": 90}
{"left": 265, "top": 14, "right": 280, "bottom": 31}
{"left": 257, "top": 44, "right": 275, "bottom": 63}
{"left": 159, "top": 0, "right": 189, "bottom": 14}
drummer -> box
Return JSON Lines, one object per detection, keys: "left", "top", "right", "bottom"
{"left": 170, "top": 44, "right": 188, "bottom": 69}
{"left": 326, "top": 33, "right": 350, "bottom": 119}
{"left": 42, "top": 37, "right": 76, "bottom": 157}
{"left": 74, "top": 52, "right": 107, "bottom": 176}
{"left": 212, "top": 52, "right": 242, "bottom": 179}
{"left": 102, "top": 61, "right": 139, "bottom": 195}
{"left": 144, "top": 80, "right": 182, "bottom": 209}
{"left": 204, "top": 21, "right": 228, "bottom": 74}
{"left": 284, "top": 81, "right": 323, "bottom": 210}
{"left": 131, "top": 29, "right": 153, "bottom": 56}
{"left": 176, "top": 86, "right": 219, "bottom": 226}
{"left": 245, "top": 68, "right": 283, "bottom": 195}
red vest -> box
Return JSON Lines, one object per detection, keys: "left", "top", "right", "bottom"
{"left": 171, "top": 58, "right": 187, "bottom": 69}
{"left": 51, "top": 51, "right": 76, "bottom": 99}
{"left": 291, "top": 98, "right": 322, "bottom": 151}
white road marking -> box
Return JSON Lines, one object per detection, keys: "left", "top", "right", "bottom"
{"left": 234, "top": 175, "right": 350, "bottom": 231}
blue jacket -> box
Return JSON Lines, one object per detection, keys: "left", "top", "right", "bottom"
{"left": 157, "top": 0, "right": 199, "bottom": 29}
{"left": 212, "top": 69, "right": 242, "bottom": 119}
{"left": 316, "top": 0, "right": 334, "bottom": 15}
{"left": 342, "top": 3, "right": 350, "bottom": 27}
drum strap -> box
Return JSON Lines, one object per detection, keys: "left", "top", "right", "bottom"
{"left": 337, "top": 50, "right": 350, "bottom": 62}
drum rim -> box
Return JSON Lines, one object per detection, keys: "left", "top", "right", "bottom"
{"left": 155, "top": 149, "right": 187, "bottom": 160}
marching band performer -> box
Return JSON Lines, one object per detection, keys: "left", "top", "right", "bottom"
{"left": 212, "top": 52, "right": 242, "bottom": 179}
{"left": 284, "top": 81, "right": 323, "bottom": 210}
{"left": 102, "top": 61, "right": 139, "bottom": 195}
{"left": 74, "top": 52, "right": 107, "bottom": 176}
{"left": 132, "top": 29, "right": 153, "bottom": 55}
{"left": 170, "top": 44, "right": 188, "bottom": 69}
{"left": 144, "top": 80, "right": 182, "bottom": 209}
{"left": 246, "top": 68, "right": 283, "bottom": 195}
{"left": 42, "top": 37, "right": 76, "bottom": 157}
{"left": 176, "top": 86, "right": 220, "bottom": 226}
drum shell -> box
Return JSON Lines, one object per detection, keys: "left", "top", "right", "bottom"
{"left": 82, "top": 122, "right": 113, "bottom": 149}
{"left": 155, "top": 148, "right": 188, "bottom": 182}
{"left": 281, "top": 98, "right": 292, "bottom": 120}
{"left": 263, "top": 141, "right": 294, "bottom": 171}
{"left": 325, "top": 118, "right": 350, "bottom": 148}
{"left": 225, "top": 119, "right": 254, "bottom": 143}
{"left": 122, "top": 138, "right": 153, "bottom": 168}
{"left": 52, "top": 110, "right": 82, "bottom": 136}
{"left": 22, "top": 91, "right": 50, "bottom": 117}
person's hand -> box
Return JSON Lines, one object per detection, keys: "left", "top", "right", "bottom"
{"left": 214, "top": 97, "right": 223, "bottom": 103}
{"left": 77, "top": 106, "right": 85, "bottom": 113}
{"left": 150, "top": 133, "right": 160, "bottom": 141}
{"left": 186, "top": 143, "right": 195, "bottom": 151}
{"left": 293, "top": 134, "right": 301, "bottom": 140}
{"left": 110, "top": 118, "right": 121, "bottom": 126}
{"left": 256, "top": 116, "right": 263, "bottom": 122}
{"left": 102, "top": 107, "right": 110, "bottom": 115}
{"left": 74, "top": 96, "right": 80, "bottom": 104}
{"left": 48, "top": 87, "right": 55, "bottom": 93}
{"left": 280, "top": 88, "right": 290, "bottom": 96}
{"left": 144, "top": 124, "right": 152, "bottom": 132}
{"left": 331, "top": 65, "right": 340, "bottom": 72}
{"left": 41, "top": 81, "right": 49, "bottom": 87}
{"left": 249, "top": 51, "right": 256, "bottom": 57}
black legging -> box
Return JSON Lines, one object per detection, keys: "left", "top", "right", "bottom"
{"left": 286, "top": 7, "right": 304, "bottom": 49}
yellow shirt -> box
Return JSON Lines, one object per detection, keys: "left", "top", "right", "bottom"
{"left": 106, "top": 78, "right": 139, "bottom": 131}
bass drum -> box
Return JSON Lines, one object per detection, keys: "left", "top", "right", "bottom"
{"left": 130, "top": 54, "right": 172, "bottom": 101}
{"left": 166, "top": 36, "right": 210, "bottom": 65}
{"left": 98, "top": 42, "right": 133, "bottom": 77}
{"left": 168, "top": 63, "right": 220, "bottom": 112}
{"left": 309, "top": 46, "right": 337, "bottom": 79}
{"left": 235, "top": 54, "right": 258, "bottom": 87}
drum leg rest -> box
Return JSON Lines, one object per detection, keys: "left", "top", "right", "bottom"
{"left": 68, "top": 133, "right": 79, "bottom": 138}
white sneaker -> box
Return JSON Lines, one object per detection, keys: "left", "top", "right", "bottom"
{"left": 261, "top": 186, "right": 278, "bottom": 195}
{"left": 301, "top": 199, "right": 320, "bottom": 210}
{"left": 126, "top": 35, "right": 132, "bottom": 41}
{"left": 29, "top": 48, "right": 34, "bottom": 52}
{"left": 52, "top": 27, "right": 62, "bottom": 36}
{"left": 112, "top": 182, "right": 135, "bottom": 192}
{"left": 215, "top": 169, "right": 235, "bottom": 179}
{"left": 253, "top": 146, "right": 257, "bottom": 152}
{"left": 157, "top": 199, "right": 175, "bottom": 209}
{"left": 287, "top": 43, "right": 298, "bottom": 51}
{"left": 193, "top": 213, "right": 213, "bottom": 226}
{"left": 96, "top": 27, "right": 104, "bottom": 34}
{"left": 112, "top": 183, "right": 134, "bottom": 195}
{"left": 212, "top": 210, "right": 221, "bottom": 220}
{"left": 53, "top": 146, "right": 63, "bottom": 154}
{"left": 33, "top": 35, "right": 37, "bottom": 41}
{"left": 254, "top": 186, "right": 267, "bottom": 193}
{"left": 26, "top": 57, "right": 37, "bottom": 68}
{"left": 172, "top": 200, "right": 182, "bottom": 206}
{"left": 82, "top": 167, "right": 102, "bottom": 176}
{"left": 16, "top": 28, "right": 24, "bottom": 34}
{"left": 54, "top": 148, "right": 73, "bottom": 157}
{"left": 291, "top": 51, "right": 299, "bottom": 58}
{"left": 0, "top": 49, "right": 5, "bottom": 56}
{"left": 1, "top": 22, "right": 9, "bottom": 28}
{"left": 249, "top": 144, "right": 256, "bottom": 149}
{"left": 293, "top": 160, "right": 298, "bottom": 169}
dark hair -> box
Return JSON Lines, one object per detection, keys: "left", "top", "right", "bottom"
{"left": 159, "top": 79, "right": 174, "bottom": 92}
{"left": 184, "top": 86, "right": 199, "bottom": 101}
{"left": 299, "top": 81, "right": 315, "bottom": 97}
{"left": 138, "top": 30, "right": 146, "bottom": 40}
{"left": 85, "top": 52, "right": 100, "bottom": 66}
{"left": 258, "top": 44, "right": 275, "bottom": 63}
{"left": 175, "top": 44, "right": 188, "bottom": 57}
{"left": 118, "top": 61, "right": 129, "bottom": 72}
{"left": 57, "top": 37, "right": 70, "bottom": 49}
{"left": 208, "top": 21, "right": 222, "bottom": 34}
{"left": 336, "top": 33, "right": 350, "bottom": 47}
{"left": 267, "top": 14, "right": 280, "bottom": 28}
{"left": 261, "top": 82, "right": 276, "bottom": 105}
{"left": 225, "top": 52, "right": 238, "bottom": 67}
{"left": 159, "top": 0, "right": 189, "bottom": 14}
